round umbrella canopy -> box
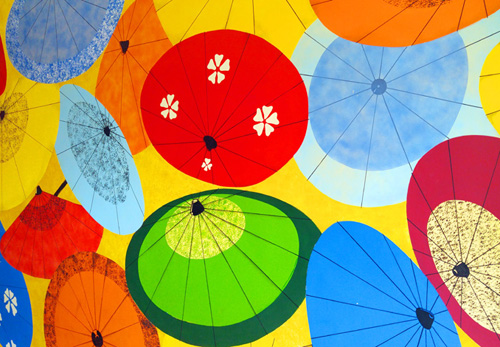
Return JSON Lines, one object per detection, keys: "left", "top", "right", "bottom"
{"left": 0, "top": 223, "right": 33, "bottom": 347}
{"left": 95, "top": 0, "right": 172, "bottom": 155}
{"left": 152, "top": 0, "right": 316, "bottom": 57}
{"left": 5, "top": 0, "right": 123, "bottom": 83}
{"left": 126, "top": 189, "right": 320, "bottom": 346}
{"left": 310, "top": 0, "right": 500, "bottom": 47}
{"left": 0, "top": 35, "right": 6, "bottom": 95}
{"left": 407, "top": 135, "right": 500, "bottom": 346}
{"left": 480, "top": 40, "right": 500, "bottom": 133}
{"left": 307, "top": 221, "right": 460, "bottom": 346}
{"left": 0, "top": 67, "right": 59, "bottom": 211}
{"left": 55, "top": 84, "right": 145, "bottom": 235}
{"left": 141, "top": 30, "right": 308, "bottom": 187}
{"left": 291, "top": 20, "right": 495, "bottom": 207}
{"left": 0, "top": 184, "right": 103, "bottom": 279}
{"left": 44, "top": 251, "right": 160, "bottom": 347}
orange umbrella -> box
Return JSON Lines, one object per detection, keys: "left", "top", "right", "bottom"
{"left": 44, "top": 252, "right": 160, "bottom": 347}
{"left": 95, "top": 0, "right": 172, "bottom": 154}
{"left": 311, "top": 0, "right": 500, "bottom": 46}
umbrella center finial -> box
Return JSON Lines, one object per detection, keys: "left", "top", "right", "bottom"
{"left": 91, "top": 330, "right": 104, "bottom": 347}
{"left": 103, "top": 126, "right": 111, "bottom": 137}
{"left": 204, "top": 136, "right": 217, "bottom": 151}
{"left": 452, "top": 262, "right": 470, "bottom": 278}
{"left": 416, "top": 308, "right": 434, "bottom": 330}
{"left": 371, "top": 78, "right": 387, "bottom": 95}
{"left": 0, "top": 110, "right": 5, "bottom": 120}
{"left": 36, "top": 186, "right": 42, "bottom": 195}
{"left": 120, "top": 40, "right": 129, "bottom": 54}
{"left": 190, "top": 199, "right": 205, "bottom": 216}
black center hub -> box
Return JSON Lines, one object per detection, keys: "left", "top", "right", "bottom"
{"left": 36, "top": 186, "right": 42, "bottom": 195}
{"left": 371, "top": 78, "right": 387, "bottom": 95}
{"left": 104, "top": 126, "right": 111, "bottom": 137}
{"left": 204, "top": 136, "right": 217, "bottom": 151}
{"left": 0, "top": 110, "right": 5, "bottom": 121}
{"left": 91, "top": 330, "right": 104, "bottom": 347}
{"left": 191, "top": 199, "right": 204, "bottom": 216}
{"left": 452, "top": 262, "right": 470, "bottom": 278}
{"left": 416, "top": 308, "right": 434, "bottom": 330}
{"left": 120, "top": 40, "right": 130, "bottom": 54}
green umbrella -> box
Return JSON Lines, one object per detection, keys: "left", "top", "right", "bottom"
{"left": 126, "top": 189, "right": 320, "bottom": 346}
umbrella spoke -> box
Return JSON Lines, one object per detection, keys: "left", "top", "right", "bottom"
{"left": 80, "top": 0, "right": 106, "bottom": 10}
{"left": 360, "top": 95, "right": 378, "bottom": 207}
{"left": 19, "top": 0, "right": 50, "bottom": 47}
{"left": 4, "top": 116, "right": 53, "bottom": 152}
{"left": 60, "top": 91, "right": 105, "bottom": 128}
{"left": 60, "top": 119, "right": 102, "bottom": 132}
{"left": 212, "top": 149, "right": 235, "bottom": 186}
{"left": 7, "top": 139, "right": 27, "bottom": 200}
{"left": 216, "top": 145, "right": 276, "bottom": 172}
{"left": 67, "top": 134, "right": 105, "bottom": 191}
{"left": 141, "top": 107, "right": 202, "bottom": 139}
{"left": 179, "top": 0, "right": 210, "bottom": 42}
{"left": 376, "top": 322, "right": 420, "bottom": 347}
{"left": 408, "top": 221, "right": 457, "bottom": 266}
{"left": 99, "top": 293, "right": 129, "bottom": 334}
{"left": 4, "top": 82, "right": 38, "bottom": 113}
{"left": 465, "top": 278, "right": 500, "bottom": 340}
{"left": 300, "top": 73, "right": 371, "bottom": 85}
{"left": 55, "top": 0, "right": 81, "bottom": 53}
{"left": 102, "top": 321, "right": 140, "bottom": 339}
{"left": 361, "top": 45, "right": 376, "bottom": 80}
{"left": 387, "top": 87, "right": 482, "bottom": 109}
{"left": 95, "top": 50, "right": 123, "bottom": 88}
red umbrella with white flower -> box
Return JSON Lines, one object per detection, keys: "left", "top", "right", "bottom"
{"left": 141, "top": 29, "right": 308, "bottom": 187}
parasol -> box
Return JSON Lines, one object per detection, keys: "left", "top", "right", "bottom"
{"left": 95, "top": 0, "right": 172, "bottom": 154}
{"left": 0, "top": 223, "right": 33, "bottom": 347}
{"left": 480, "top": 39, "right": 500, "bottom": 133}
{"left": 307, "top": 221, "right": 460, "bottom": 346}
{"left": 141, "top": 29, "right": 308, "bottom": 187}
{"left": 310, "top": 0, "right": 500, "bottom": 47}
{"left": 126, "top": 189, "right": 320, "bottom": 346}
{"left": 44, "top": 251, "right": 160, "bottom": 347}
{"left": 55, "top": 84, "right": 145, "bottom": 235}
{"left": 291, "top": 19, "right": 498, "bottom": 207}
{"left": 407, "top": 135, "right": 500, "bottom": 346}
{"left": 5, "top": 0, "right": 123, "bottom": 83}
{"left": 0, "top": 182, "right": 103, "bottom": 279}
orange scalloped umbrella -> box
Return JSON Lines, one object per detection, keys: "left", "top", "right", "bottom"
{"left": 311, "top": 0, "right": 500, "bottom": 47}
{"left": 44, "top": 252, "right": 160, "bottom": 347}
{"left": 95, "top": 0, "right": 172, "bottom": 154}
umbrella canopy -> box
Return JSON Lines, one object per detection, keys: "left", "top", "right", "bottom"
{"left": 55, "top": 84, "right": 145, "bottom": 235}
{"left": 307, "top": 221, "right": 460, "bottom": 346}
{"left": 126, "top": 189, "right": 320, "bottom": 346}
{"left": 44, "top": 251, "right": 160, "bottom": 347}
{"left": 5, "top": 0, "right": 123, "bottom": 83}
{"left": 0, "top": 185, "right": 103, "bottom": 279}
{"left": 141, "top": 29, "right": 308, "bottom": 187}
{"left": 0, "top": 35, "right": 6, "bottom": 95}
{"left": 0, "top": 67, "right": 59, "bottom": 211}
{"left": 311, "top": 0, "right": 500, "bottom": 47}
{"left": 407, "top": 135, "right": 500, "bottom": 346}
{"left": 152, "top": 0, "right": 315, "bottom": 57}
{"left": 291, "top": 19, "right": 496, "bottom": 207}
{"left": 0, "top": 224, "right": 33, "bottom": 347}
{"left": 95, "top": 0, "right": 172, "bottom": 155}
{"left": 480, "top": 40, "right": 500, "bottom": 133}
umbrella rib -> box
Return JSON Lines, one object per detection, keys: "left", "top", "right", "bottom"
{"left": 72, "top": 84, "right": 106, "bottom": 127}
{"left": 469, "top": 272, "right": 500, "bottom": 297}
{"left": 3, "top": 101, "right": 57, "bottom": 115}
{"left": 20, "top": 0, "right": 44, "bottom": 21}
{"left": 307, "top": 91, "right": 374, "bottom": 180}
{"left": 224, "top": 0, "right": 235, "bottom": 29}
{"left": 62, "top": 0, "right": 99, "bottom": 32}
{"left": 102, "top": 321, "right": 140, "bottom": 339}
{"left": 428, "top": 272, "right": 458, "bottom": 311}
{"left": 95, "top": 50, "right": 123, "bottom": 88}
{"left": 4, "top": 82, "right": 38, "bottom": 113}
{"left": 19, "top": 0, "right": 50, "bottom": 47}
{"left": 123, "top": 0, "right": 139, "bottom": 39}
{"left": 179, "top": 217, "right": 195, "bottom": 339}
{"left": 212, "top": 149, "right": 236, "bottom": 185}
{"left": 38, "top": 0, "right": 52, "bottom": 63}
{"left": 306, "top": 294, "right": 415, "bottom": 319}
{"left": 408, "top": 225, "right": 457, "bottom": 268}
{"left": 361, "top": 45, "right": 376, "bottom": 80}
{"left": 252, "top": 0, "right": 256, "bottom": 35}
{"left": 386, "top": 87, "right": 481, "bottom": 109}
{"left": 284, "top": 0, "right": 307, "bottom": 30}
{"left": 309, "top": 86, "right": 371, "bottom": 115}
{"left": 385, "top": 91, "right": 449, "bottom": 139}
{"left": 179, "top": 0, "right": 211, "bottom": 42}
{"left": 200, "top": 213, "right": 268, "bottom": 332}
{"left": 155, "top": 0, "right": 176, "bottom": 12}
{"left": 210, "top": 35, "right": 252, "bottom": 137}
{"left": 212, "top": 53, "right": 285, "bottom": 139}
{"left": 314, "top": 249, "right": 417, "bottom": 313}
{"left": 53, "top": 0, "right": 59, "bottom": 63}
{"left": 300, "top": 73, "right": 371, "bottom": 85}
{"left": 375, "top": 322, "right": 421, "bottom": 347}
{"left": 50, "top": 324, "right": 89, "bottom": 337}
{"left": 470, "top": 262, "right": 500, "bottom": 269}
{"left": 128, "top": 2, "right": 155, "bottom": 41}
{"left": 104, "top": 139, "right": 122, "bottom": 235}
{"left": 312, "top": 318, "right": 417, "bottom": 340}
{"left": 77, "top": 270, "right": 97, "bottom": 330}
{"left": 410, "top": 261, "right": 423, "bottom": 308}
{"left": 447, "top": 142, "right": 464, "bottom": 264}
{"left": 338, "top": 222, "right": 418, "bottom": 310}
{"left": 141, "top": 106, "right": 203, "bottom": 139}
{"left": 60, "top": 91, "right": 105, "bottom": 128}
{"left": 69, "top": 134, "right": 106, "bottom": 192}
{"left": 203, "top": 207, "right": 311, "bottom": 221}
{"left": 415, "top": 326, "right": 425, "bottom": 346}
{"left": 80, "top": 0, "right": 107, "bottom": 10}
{"left": 360, "top": 95, "right": 377, "bottom": 207}
{"left": 179, "top": 144, "right": 206, "bottom": 170}
{"left": 61, "top": 119, "right": 103, "bottom": 132}
{"left": 456, "top": 0, "right": 467, "bottom": 31}
{"left": 7, "top": 140, "right": 27, "bottom": 201}
{"left": 62, "top": 279, "right": 96, "bottom": 331}
{"left": 56, "top": 0, "right": 81, "bottom": 53}
{"left": 54, "top": 298, "right": 93, "bottom": 333}
{"left": 99, "top": 294, "right": 129, "bottom": 334}
{"left": 217, "top": 144, "right": 276, "bottom": 172}
{"left": 464, "top": 148, "right": 500, "bottom": 264}
{"left": 97, "top": 259, "right": 108, "bottom": 329}
{"left": 433, "top": 320, "right": 460, "bottom": 336}
{"left": 127, "top": 37, "right": 171, "bottom": 50}
{"left": 465, "top": 278, "right": 500, "bottom": 341}
{"left": 3, "top": 116, "right": 52, "bottom": 152}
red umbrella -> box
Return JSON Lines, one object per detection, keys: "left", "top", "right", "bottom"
{"left": 0, "top": 35, "right": 5, "bottom": 95}
{"left": 0, "top": 182, "right": 103, "bottom": 279}
{"left": 141, "top": 30, "right": 308, "bottom": 187}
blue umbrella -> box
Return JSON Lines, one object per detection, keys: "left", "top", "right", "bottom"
{"left": 0, "top": 223, "right": 33, "bottom": 347}
{"left": 306, "top": 221, "right": 460, "bottom": 346}
{"left": 55, "top": 84, "right": 145, "bottom": 235}
{"left": 5, "top": 0, "right": 123, "bottom": 83}
{"left": 292, "top": 20, "right": 498, "bottom": 207}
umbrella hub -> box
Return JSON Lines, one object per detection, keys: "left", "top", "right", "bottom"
{"left": 415, "top": 308, "right": 434, "bottom": 330}
{"left": 191, "top": 199, "right": 205, "bottom": 216}
{"left": 36, "top": 186, "right": 42, "bottom": 195}
{"left": 91, "top": 330, "right": 104, "bottom": 347}
{"left": 120, "top": 40, "right": 129, "bottom": 54}
{"left": 204, "top": 136, "right": 217, "bottom": 151}
{"left": 103, "top": 126, "right": 111, "bottom": 137}
{"left": 371, "top": 79, "right": 387, "bottom": 95}
{"left": 452, "top": 262, "right": 470, "bottom": 278}
{"left": 0, "top": 110, "right": 5, "bottom": 120}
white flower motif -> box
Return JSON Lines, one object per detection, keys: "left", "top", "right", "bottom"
{"left": 6, "top": 340, "right": 16, "bottom": 347}
{"left": 207, "top": 54, "right": 230, "bottom": 84}
{"left": 202, "top": 158, "right": 212, "bottom": 171}
{"left": 253, "top": 105, "right": 279, "bottom": 136}
{"left": 4, "top": 288, "right": 17, "bottom": 316}
{"left": 160, "top": 94, "right": 179, "bottom": 120}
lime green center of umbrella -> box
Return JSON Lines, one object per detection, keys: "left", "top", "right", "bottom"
{"left": 165, "top": 196, "right": 245, "bottom": 259}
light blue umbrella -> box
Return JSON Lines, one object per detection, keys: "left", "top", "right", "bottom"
{"left": 55, "top": 84, "right": 145, "bottom": 235}
{"left": 306, "top": 221, "right": 460, "bottom": 346}
{"left": 6, "top": 0, "right": 123, "bottom": 83}
{"left": 0, "top": 223, "right": 33, "bottom": 347}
